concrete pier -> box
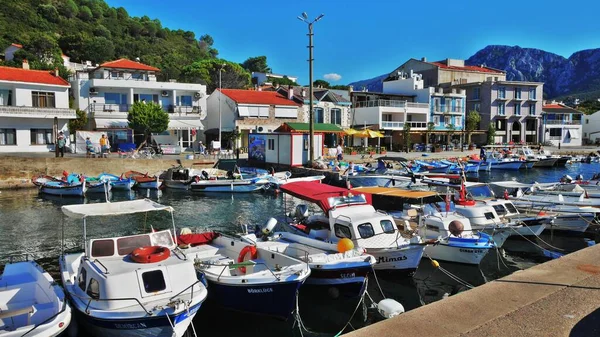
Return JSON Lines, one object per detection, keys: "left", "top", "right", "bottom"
{"left": 345, "top": 244, "right": 600, "bottom": 337}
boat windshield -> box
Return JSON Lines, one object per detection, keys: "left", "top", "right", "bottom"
{"left": 327, "top": 194, "right": 367, "bottom": 209}
{"left": 467, "top": 184, "right": 495, "bottom": 200}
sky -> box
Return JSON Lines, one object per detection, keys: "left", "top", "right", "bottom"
{"left": 105, "top": 0, "right": 600, "bottom": 85}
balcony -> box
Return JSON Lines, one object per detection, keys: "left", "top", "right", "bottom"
{"left": 545, "top": 120, "right": 581, "bottom": 125}
{"left": 0, "top": 106, "right": 76, "bottom": 119}
{"left": 433, "top": 105, "right": 465, "bottom": 115}
{"left": 380, "top": 121, "right": 427, "bottom": 130}
{"left": 90, "top": 103, "right": 204, "bottom": 119}
{"left": 355, "top": 100, "right": 429, "bottom": 110}
{"left": 88, "top": 78, "right": 204, "bottom": 91}
{"left": 496, "top": 96, "right": 508, "bottom": 101}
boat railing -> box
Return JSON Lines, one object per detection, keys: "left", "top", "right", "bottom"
{"left": 169, "top": 279, "right": 202, "bottom": 304}
{"left": 278, "top": 246, "right": 311, "bottom": 271}
{"left": 334, "top": 214, "right": 353, "bottom": 224}
{"left": 21, "top": 293, "right": 69, "bottom": 336}
{"left": 215, "top": 260, "right": 282, "bottom": 282}
{"left": 91, "top": 258, "right": 109, "bottom": 274}
{"left": 67, "top": 291, "right": 153, "bottom": 315}
{"left": 8, "top": 253, "right": 30, "bottom": 263}
{"left": 171, "top": 247, "right": 187, "bottom": 261}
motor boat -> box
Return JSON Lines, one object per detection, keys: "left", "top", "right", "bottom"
{"left": 32, "top": 174, "right": 86, "bottom": 197}
{"left": 0, "top": 258, "right": 71, "bottom": 336}
{"left": 59, "top": 199, "right": 207, "bottom": 337}
{"left": 162, "top": 165, "right": 206, "bottom": 190}
{"left": 97, "top": 173, "right": 136, "bottom": 191}
{"left": 280, "top": 182, "right": 426, "bottom": 273}
{"left": 239, "top": 218, "right": 376, "bottom": 298}
{"left": 123, "top": 171, "right": 163, "bottom": 190}
{"left": 177, "top": 230, "right": 310, "bottom": 320}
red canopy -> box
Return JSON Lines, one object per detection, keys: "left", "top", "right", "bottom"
{"left": 280, "top": 181, "right": 365, "bottom": 213}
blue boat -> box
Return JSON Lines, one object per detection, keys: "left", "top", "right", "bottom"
{"left": 32, "top": 174, "right": 86, "bottom": 197}
{"left": 489, "top": 160, "right": 523, "bottom": 170}
{"left": 85, "top": 179, "right": 112, "bottom": 194}
{"left": 414, "top": 160, "right": 450, "bottom": 173}
{"left": 98, "top": 173, "right": 136, "bottom": 191}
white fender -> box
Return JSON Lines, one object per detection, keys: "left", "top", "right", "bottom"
{"left": 262, "top": 218, "right": 278, "bottom": 236}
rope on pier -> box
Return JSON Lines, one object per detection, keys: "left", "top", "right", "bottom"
{"left": 510, "top": 222, "right": 565, "bottom": 252}
{"left": 424, "top": 255, "right": 474, "bottom": 289}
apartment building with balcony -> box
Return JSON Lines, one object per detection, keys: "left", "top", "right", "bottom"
{"left": 70, "top": 58, "right": 207, "bottom": 150}
{"left": 453, "top": 80, "right": 543, "bottom": 144}
{"left": 0, "top": 64, "right": 76, "bottom": 152}
{"left": 541, "top": 103, "right": 583, "bottom": 147}
{"left": 205, "top": 89, "right": 303, "bottom": 150}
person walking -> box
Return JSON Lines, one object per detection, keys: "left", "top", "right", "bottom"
{"left": 336, "top": 143, "right": 343, "bottom": 161}
{"left": 57, "top": 131, "right": 66, "bottom": 158}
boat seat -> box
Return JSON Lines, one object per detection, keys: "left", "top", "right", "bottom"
{"left": 0, "top": 303, "right": 34, "bottom": 331}
{"left": 30, "top": 302, "right": 55, "bottom": 325}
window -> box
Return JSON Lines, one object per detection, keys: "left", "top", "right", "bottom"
{"left": 176, "top": 96, "right": 193, "bottom": 106}
{"left": 104, "top": 93, "right": 127, "bottom": 105}
{"left": 496, "top": 119, "right": 507, "bottom": 131}
{"left": 514, "top": 103, "right": 521, "bottom": 115}
{"left": 357, "top": 223, "right": 375, "bottom": 238}
{"left": 515, "top": 88, "right": 522, "bottom": 99}
{"left": 586, "top": 119, "right": 589, "bottom": 124}
{"left": 529, "top": 104, "right": 536, "bottom": 115}
{"left": 30, "top": 129, "right": 53, "bottom": 145}
{"left": 0, "top": 129, "right": 16, "bottom": 145}
{"left": 117, "top": 235, "right": 151, "bottom": 256}
{"left": 0, "top": 89, "right": 12, "bottom": 106}
{"left": 334, "top": 223, "right": 352, "bottom": 239}
{"left": 330, "top": 108, "right": 342, "bottom": 125}
{"left": 134, "top": 94, "right": 158, "bottom": 103}
{"left": 473, "top": 103, "right": 481, "bottom": 112}
{"left": 473, "top": 87, "right": 480, "bottom": 100}
{"left": 445, "top": 116, "right": 452, "bottom": 126}
{"left": 32, "top": 92, "right": 55, "bottom": 108}
{"left": 91, "top": 239, "right": 115, "bottom": 257}
{"left": 504, "top": 203, "right": 518, "bottom": 213}
{"left": 87, "top": 278, "right": 100, "bottom": 299}
{"left": 380, "top": 220, "right": 395, "bottom": 234}
{"left": 268, "top": 138, "right": 275, "bottom": 150}
{"left": 78, "top": 268, "right": 87, "bottom": 292}
{"left": 550, "top": 128, "right": 562, "bottom": 137}
{"left": 455, "top": 116, "right": 462, "bottom": 127}
{"left": 131, "top": 73, "right": 143, "bottom": 80}
{"left": 141, "top": 270, "right": 166, "bottom": 293}
{"left": 484, "top": 212, "right": 495, "bottom": 220}
{"left": 498, "top": 103, "right": 505, "bottom": 115}
{"left": 110, "top": 71, "right": 123, "bottom": 79}
{"left": 529, "top": 88, "right": 536, "bottom": 100}
{"left": 498, "top": 87, "right": 506, "bottom": 99}
{"left": 492, "top": 205, "right": 507, "bottom": 216}
{"left": 314, "top": 107, "right": 324, "bottom": 123}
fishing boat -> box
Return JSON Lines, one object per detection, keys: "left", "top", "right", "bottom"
{"left": 177, "top": 230, "right": 310, "bottom": 320}
{"left": 265, "top": 173, "right": 325, "bottom": 189}
{"left": 0, "top": 258, "right": 71, "bottom": 337}
{"left": 279, "top": 182, "right": 426, "bottom": 273}
{"left": 511, "top": 202, "right": 595, "bottom": 233}
{"left": 162, "top": 165, "right": 206, "bottom": 190}
{"left": 123, "top": 171, "right": 163, "bottom": 189}
{"left": 189, "top": 175, "right": 271, "bottom": 193}
{"left": 32, "top": 174, "right": 86, "bottom": 197}
{"left": 239, "top": 218, "right": 376, "bottom": 298}
{"left": 59, "top": 199, "right": 208, "bottom": 337}
{"left": 97, "top": 173, "right": 136, "bottom": 191}
{"left": 85, "top": 179, "right": 112, "bottom": 194}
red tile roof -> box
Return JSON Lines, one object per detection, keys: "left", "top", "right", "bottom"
{"left": 542, "top": 103, "right": 582, "bottom": 113}
{"left": 429, "top": 62, "right": 504, "bottom": 74}
{"left": 0, "top": 66, "right": 69, "bottom": 86}
{"left": 99, "top": 58, "right": 160, "bottom": 72}
{"left": 11, "top": 43, "right": 22, "bottom": 48}
{"left": 220, "top": 89, "right": 300, "bottom": 106}
{"left": 543, "top": 104, "right": 565, "bottom": 109}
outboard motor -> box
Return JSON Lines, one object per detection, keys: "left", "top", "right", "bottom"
{"left": 260, "top": 218, "right": 278, "bottom": 241}
{"left": 226, "top": 170, "right": 234, "bottom": 179}
{"left": 201, "top": 170, "right": 209, "bottom": 180}
{"left": 295, "top": 204, "right": 309, "bottom": 221}
{"left": 560, "top": 175, "right": 573, "bottom": 183}
{"left": 576, "top": 174, "right": 584, "bottom": 181}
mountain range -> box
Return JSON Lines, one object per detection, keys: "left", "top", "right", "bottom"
{"left": 349, "top": 45, "right": 600, "bottom": 100}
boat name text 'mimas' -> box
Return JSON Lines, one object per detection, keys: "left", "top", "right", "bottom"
{"left": 248, "top": 288, "right": 274, "bottom": 294}
{"left": 377, "top": 256, "right": 407, "bottom": 264}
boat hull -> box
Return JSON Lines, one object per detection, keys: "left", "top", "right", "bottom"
{"left": 547, "top": 214, "right": 591, "bottom": 233}
{"left": 164, "top": 181, "right": 190, "bottom": 190}
{"left": 190, "top": 180, "right": 266, "bottom": 193}
{"left": 424, "top": 241, "right": 491, "bottom": 265}
{"left": 480, "top": 228, "right": 512, "bottom": 247}
{"left": 110, "top": 180, "right": 135, "bottom": 191}
{"left": 86, "top": 182, "right": 112, "bottom": 194}
{"left": 510, "top": 221, "right": 546, "bottom": 237}
{"left": 205, "top": 280, "right": 303, "bottom": 320}
{"left": 366, "top": 244, "right": 424, "bottom": 272}
{"left": 136, "top": 181, "right": 162, "bottom": 190}
{"left": 491, "top": 161, "right": 523, "bottom": 170}
{"left": 40, "top": 184, "right": 86, "bottom": 197}
{"left": 533, "top": 158, "right": 558, "bottom": 168}
{"left": 71, "top": 302, "right": 201, "bottom": 337}
{"left": 305, "top": 265, "right": 371, "bottom": 298}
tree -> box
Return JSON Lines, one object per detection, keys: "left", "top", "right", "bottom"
{"left": 268, "top": 76, "right": 298, "bottom": 87}
{"left": 425, "top": 122, "right": 435, "bottom": 148}
{"left": 78, "top": 6, "right": 93, "bottom": 21}
{"left": 487, "top": 124, "right": 496, "bottom": 145}
{"left": 330, "top": 84, "right": 349, "bottom": 90}
{"left": 403, "top": 123, "right": 412, "bottom": 152}
{"left": 93, "top": 25, "right": 111, "bottom": 39}
{"left": 199, "top": 34, "right": 214, "bottom": 46}
{"left": 447, "top": 123, "right": 456, "bottom": 146}
{"left": 181, "top": 59, "right": 251, "bottom": 93}
{"left": 241, "top": 56, "right": 271, "bottom": 73}
{"left": 38, "top": 4, "right": 59, "bottom": 23}
{"left": 465, "top": 110, "right": 481, "bottom": 145}
{"left": 59, "top": 0, "right": 78, "bottom": 18}
{"left": 82, "top": 37, "right": 114, "bottom": 64}
{"left": 27, "top": 32, "right": 60, "bottom": 61}
{"left": 313, "top": 79, "right": 330, "bottom": 88}
{"left": 68, "top": 109, "right": 88, "bottom": 134}
{"left": 128, "top": 102, "right": 169, "bottom": 144}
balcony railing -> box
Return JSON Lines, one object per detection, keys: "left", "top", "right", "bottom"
{"left": 0, "top": 105, "right": 75, "bottom": 117}
{"left": 380, "top": 121, "right": 428, "bottom": 129}
{"left": 355, "top": 100, "right": 428, "bottom": 110}
{"left": 545, "top": 120, "right": 582, "bottom": 125}
{"left": 433, "top": 105, "right": 465, "bottom": 114}
{"left": 90, "top": 103, "right": 201, "bottom": 115}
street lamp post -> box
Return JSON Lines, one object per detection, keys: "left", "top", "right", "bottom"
{"left": 298, "top": 12, "right": 324, "bottom": 164}
{"left": 218, "top": 64, "right": 226, "bottom": 144}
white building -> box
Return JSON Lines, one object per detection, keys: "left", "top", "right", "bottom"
{"left": 0, "top": 63, "right": 76, "bottom": 152}
{"left": 541, "top": 102, "right": 583, "bottom": 147}
{"left": 70, "top": 58, "right": 207, "bottom": 151}
{"left": 251, "top": 72, "right": 298, "bottom": 86}
{"left": 583, "top": 110, "right": 600, "bottom": 144}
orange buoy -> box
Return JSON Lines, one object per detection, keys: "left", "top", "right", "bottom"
{"left": 131, "top": 246, "right": 171, "bottom": 263}
{"left": 337, "top": 238, "right": 354, "bottom": 253}
{"left": 237, "top": 245, "right": 258, "bottom": 274}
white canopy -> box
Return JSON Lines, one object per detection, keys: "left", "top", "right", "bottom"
{"left": 489, "top": 181, "right": 557, "bottom": 189}
{"left": 168, "top": 119, "right": 204, "bottom": 130}
{"left": 95, "top": 118, "right": 129, "bottom": 129}
{"left": 61, "top": 199, "right": 173, "bottom": 219}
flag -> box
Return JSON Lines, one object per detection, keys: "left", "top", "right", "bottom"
{"left": 445, "top": 192, "right": 451, "bottom": 212}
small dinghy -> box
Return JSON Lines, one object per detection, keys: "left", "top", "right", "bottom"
{"left": 32, "top": 174, "right": 86, "bottom": 197}
{"left": 123, "top": 171, "right": 163, "bottom": 189}
{"left": 0, "top": 259, "right": 71, "bottom": 337}
{"left": 179, "top": 230, "right": 310, "bottom": 320}
{"left": 97, "top": 173, "right": 136, "bottom": 191}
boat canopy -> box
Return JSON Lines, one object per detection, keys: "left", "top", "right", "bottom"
{"left": 352, "top": 187, "right": 437, "bottom": 199}
{"left": 61, "top": 199, "right": 173, "bottom": 219}
{"left": 280, "top": 181, "right": 366, "bottom": 213}
{"left": 489, "top": 181, "right": 557, "bottom": 189}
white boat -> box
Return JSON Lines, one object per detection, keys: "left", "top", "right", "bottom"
{"left": 511, "top": 202, "right": 596, "bottom": 233}
{"left": 177, "top": 230, "right": 310, "bottom": 319}
{"left": 163, "top": 165, "right": 205, "bottom": 190}
{"left": 189, "top": 176, "right": 271, "bottom": 193}
{"left": 239, "top": 219, "right": 376, "bottom": 298}
{"left": 59, "top": 199, "right": 208, "bottom": 337}
{"left": 265, "top": 173, "right": 325, "bottom": 189}
{"left": 280, "top": 182, "right": 426, "bottom": 273}
{"left": 0, "top": 259, "right": 71, "bottom": 337}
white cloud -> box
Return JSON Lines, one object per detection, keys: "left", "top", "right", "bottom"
{"left": 323, "top": 73, "right": 342, "bottom": 82}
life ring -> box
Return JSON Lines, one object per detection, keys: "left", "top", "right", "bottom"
{"left": 131, "top": 246, "right": 171, "bottom": 263}
{"left": 237, "top": 245, "right": 258, "bottom": 274}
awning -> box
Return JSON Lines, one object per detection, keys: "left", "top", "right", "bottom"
{"left": 168, "top": 119, "right": 204, "bottom": 130}
{"left": 95, "top": 118, "right": 129, "bottom": 129}
{"left": 62, "top": 199, "right": 173, "bottom": 219}
{"left": 568, "top": 129, "right": 580, "bottom": 139}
